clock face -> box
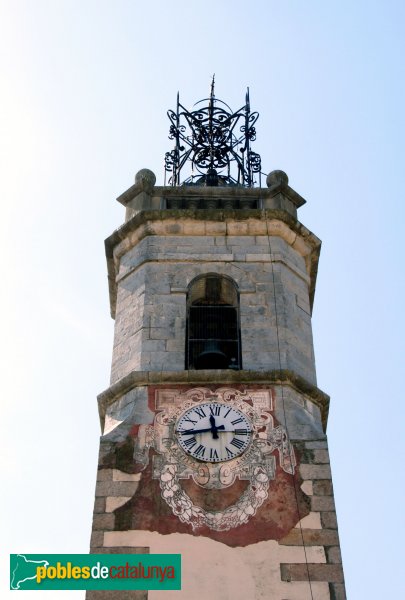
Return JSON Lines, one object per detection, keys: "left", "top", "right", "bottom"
{"left": 176, "top": 402, "right": 252, "bottom": 463}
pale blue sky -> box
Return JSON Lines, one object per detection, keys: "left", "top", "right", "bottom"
{"left": 1, "top": 1, "right": 404, "bottom": 598}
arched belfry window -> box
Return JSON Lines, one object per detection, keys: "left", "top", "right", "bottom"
{"left": 186, "top": 274, "right": 241, "bottom": 370}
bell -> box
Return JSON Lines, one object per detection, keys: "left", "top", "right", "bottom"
{"left": 205, "top": 167, "right": 219, "bottom": 187}
{"left": 194, "top": 340, "right": 228, "bottom": 369}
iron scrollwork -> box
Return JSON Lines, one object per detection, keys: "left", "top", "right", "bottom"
{"left": 164, "top": 77, "right": 261, "bottom": 187}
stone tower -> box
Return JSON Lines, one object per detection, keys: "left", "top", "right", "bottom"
{"left": 87, "top": 85, "right": 346, "bottom": 600}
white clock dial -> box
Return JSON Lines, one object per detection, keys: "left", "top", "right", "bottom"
{"left": 176, "top": 402, "right": 252, "bottom": 462}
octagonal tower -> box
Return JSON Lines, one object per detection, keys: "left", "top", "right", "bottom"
{"left": 87, "top": 83, "right": 346, "bottom": 600}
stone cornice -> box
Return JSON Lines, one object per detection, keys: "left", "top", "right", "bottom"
{"left": 97, "top": 369, "right": 330, "bottom": 433}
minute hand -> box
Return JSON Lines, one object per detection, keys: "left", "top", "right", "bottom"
{"left": 178, "top": 425, "right": 225, "bottom": 435}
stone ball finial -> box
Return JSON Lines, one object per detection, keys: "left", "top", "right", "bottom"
{"left": 135, "top": 168, "right": 156, "bottom": 193}
{"left": 266, "top": 170, "right": 289, "bottom": 188}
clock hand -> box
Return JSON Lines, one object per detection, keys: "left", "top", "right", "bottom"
{"left": 177, "top": 427, "right": 250, "bottom": 435}
{"left": 178, "top": 426, "right": 225, "bottom": 435}
{"left": 209, "top": 414, "right": 218, "bottom": 439}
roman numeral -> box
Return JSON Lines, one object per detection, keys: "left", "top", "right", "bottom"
{"left": 234, "top": 428, "right": 248, "bottom": 436}
{"left": 193, "top": 444, "right": 206, "bottom": 458}
{"left": 231, "top": 417, "right": 244, "bottom": 425}
{"left": 209, "top": 405, "right": 221, "bottom": 416}
{"left": 225, "top": 447, "right": 235, "bottom": 458}
{"left": 224, "top": 408, "right": 232, "bottom": 417}
{"left": 184, "top": 437, "right": 197, "bottom": 449}
{"left": 194, "top": 407, "right": 206, "bottom": 419}
{"left": 210, "top": 449, "right": 219, "bottom": 460}
{"left": 183, "top": 416, "right": 197, "bottom": 425}
{"left": 230, "top": 437, "right": 245, "bottom": 449}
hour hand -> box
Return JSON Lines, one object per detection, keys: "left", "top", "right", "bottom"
{"left": 209, "top": 415, "right": 224, "bottom": 439}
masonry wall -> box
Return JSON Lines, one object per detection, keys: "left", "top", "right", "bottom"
{"left": 110, "top": 230, "right": 316, "bottom": 385}
{"left": 87, "top": 381, "right": 345, "bottom": 600}
{"left": 88, "top": 196, "right": 345, "bottom": 599}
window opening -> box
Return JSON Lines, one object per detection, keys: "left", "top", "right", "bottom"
{"left": 186, "top": 275, "right": 241, "bottom": 370}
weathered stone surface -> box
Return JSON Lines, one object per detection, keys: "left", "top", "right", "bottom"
{"left": 279, "top": 528, "right": 339, "bottom": 546}
{"left": 92, "top": 514, "right": 115, "bottom": 531}
{"left": 304, "top": 440, "right": 327, "bottom": 449}
{"left": 95, "top": 481, "right": 139, "bottom": 497}
{"left": 311, "top": 495, "right": 335, "bottom": 512}
{"left": 329, "top": 582, "right": 347, "bottom": 599}
{"left": 106, "top": 496, "right": 132, "bottom": 512}
{"left": 297, "top": 511, "right": 322, "bottom": 529}
{"left": 93, "top": 497, "right": 105, "bottom": 514}
{"left": 299, "top": 464, "right": 332, "bottom": 480}
{"left": 313, "top": 448, "right": 330, "bottom": 463}
{"left": 326, "top": 546, "right": 342, "bottom": 564}
{"left": 280, "top": 562, "right": 344, "bottom": 582}
{"left": 300, "top": 480, "right": 314, "bottom": 496}
{"left": 97, "top": 468, "right": 113, "bottom": 482}
{"left": 90, "top": 531, "right": 103, "bottom": 549}
{"left": 321, "top": 511, "right": 338, "bottom": 529}
{"left": 313, "top": 480, "right": 333, "bottom": 496}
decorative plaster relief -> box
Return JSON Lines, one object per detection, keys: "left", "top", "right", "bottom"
{"left": 103, "top": 385, "right": 310, "bottom": 546}
{"left": 134, "top": 387, "right": 295, "bottom": 532}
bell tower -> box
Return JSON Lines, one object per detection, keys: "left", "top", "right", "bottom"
{"left": 87, "top": 83, "right": 346, "bottom": 600}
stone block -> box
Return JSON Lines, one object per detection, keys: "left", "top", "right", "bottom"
{"left": 300, "top": 480, "right": 314, "bottom": 496}
{"left": 280, "top": 528, "right": 339, "bottom": 547}
{"left": 96, "top": 481, "right": 139, "bottom": 497}
{"left": 166, "top": 339, "right": 185, "bottom": 351}
{"left": 246, "top": 220, "right": 267, "bottom": 235}
{"left": 228, "top": 235, "right": 257, "bottom": 246}
{"left": 97, "top": 469, "right": 113, "bottom": 482}
{"left": 93, "top": 497, "right": 106, "bottom": 514}
{"left": 113, "top": 470, "right": 142, "bottom": 482}
{"left": 321, "top": 511, "right": 338, "bottom": 529}
{"left": 299, "top": 464, "right": 331, "bottom": 480}
{"left": 226, "top": 221, "right": 249, "bottom": 235}
{"left": 141, "top": 339, "right": 166, "bottom": 352}
{"left": 311, "top": 496, "right": 335, "bottom": 512}
{"left": 297, "top": 511, "right": 322, "bottom": 529}
{"left": 305, "top": 440, "right": 328, "bottom": 449}
{"left": 150, "top": 315, "right": 175, "bottom": 329}
{"left": 106, "top": 496, "right": 132, "bottom": 512}
{"left": 329, "top": 582, "right": 347, "bottom": 599}
{"left": 255, "top": 235, "right": 271, "bottom": 245}
{"left": 205, "top": 221, "right": 226, "bottom": 235}
{"left": 246, "top": 253, "right": 273, "bottom": 262}
{"left": 90, "top": 531, "right": 104, "bottom": 548}
{"left": 326, "top": 546, "right": 342, "bottom": 564}
{"left": 184, "top": 221, "right": 205, "bottom": 235}
{"left": 280, "top": 563, "right": 344, "bottom": 583}
{"left": 313, "top": 449, "right": 330, "bottom": 463}
{"left": 313, "top": 480, "right": 333, "bottom": 496}
{"left": 149, "top": 327, "right": 170, "bottom": 340}
{"left": 149, "top": 351, "right": 184, "bottom": 370}
{"left": 92, "top": 514, "right": 115, "bottom": 531}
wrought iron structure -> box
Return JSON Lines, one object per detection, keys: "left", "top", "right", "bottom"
{"left": 164, "top": 78, "right": 261, "bottom": 187}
